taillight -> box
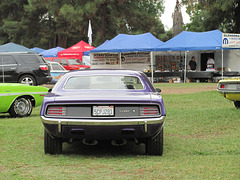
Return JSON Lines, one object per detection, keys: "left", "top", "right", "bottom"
{"left": 140, "top": 106, "right": 159, "bottom": 116}
{"left": 220, "top": 84, "right": 225, "bottom": 89}
{"left": 47, "top": 106, "right": 66, "bottom": 116}
{"left": 40, "top": 65, "right": 48, "bottom": 70}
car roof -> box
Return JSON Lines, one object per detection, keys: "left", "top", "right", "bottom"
{"left": 63, "top": 69, "right": 144, "bottom": 77}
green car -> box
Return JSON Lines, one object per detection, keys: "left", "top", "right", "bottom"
{"left": 0, "top": 83, "right": 48, "bottom": 117}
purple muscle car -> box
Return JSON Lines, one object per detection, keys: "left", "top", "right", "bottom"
{"left": 40, "top": 69, "right": 166, "bottom": 155}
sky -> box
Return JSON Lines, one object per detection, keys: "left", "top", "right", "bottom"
{"left": 160, "top": 0, "right": 190, "bottom": 30}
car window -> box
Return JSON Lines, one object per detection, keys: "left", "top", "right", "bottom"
{"left": 68, "top": 59, "right": 84, "bottom": 65}
{"left": 19, "top": 55, "right": 41, "bottom": 63}
{"left": 60, "top": 59, "right": 68, "bottom": 66}
{"left": 52, "top": 63, "right": 65, "bottom": 71}
{"left": 64, "top": 75, "right": 144, "bottom": 90}
{"left": 0, "top": 55, "right": 17, "bottom": 65}
{"left": 53, "top": 59, "right": 60, "bottom": 62}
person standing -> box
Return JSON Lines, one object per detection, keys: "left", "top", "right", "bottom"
{"left": 206, "top": 57, "right": 215, "bottom": 69}
{"left": 188, "top": 56, "right": 198, "bottom": 71}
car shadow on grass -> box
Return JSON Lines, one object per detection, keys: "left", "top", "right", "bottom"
{"left": 62, "top": 140, "right": 146, "bottom": 156}
{"left": 0, "top": 114, "right": 12, "bottom": 118}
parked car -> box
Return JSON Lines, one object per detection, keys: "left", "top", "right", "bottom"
{"left": 0, "top": 83, "right": 48, "bottom": 117}
{"left": 44, "top": 57, "right": 90, "bottom": 71}
{"left": 40, "top": 69, "right": 166, "bottom": 155}
{"left": 48, "top": 62, "right": 68, "bottom": 84}
{"left": 217, "top": 78, "right": 240, "bottom": 109}
{"left": 0, "top": 52, "right": 52, "bottom": 86}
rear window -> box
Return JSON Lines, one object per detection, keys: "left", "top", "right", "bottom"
{"left": 19, "top": 55, "right": 43, "bottom": 63}
{"left": 0, "top": 55, "right": 16, "bottom": 65}
{"left": 64, "top": 75, "right": 144, "bottom": 90}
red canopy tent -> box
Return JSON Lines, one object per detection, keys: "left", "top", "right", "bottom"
{"left": 57, "top": 40, "right": 95, "bottom": 60}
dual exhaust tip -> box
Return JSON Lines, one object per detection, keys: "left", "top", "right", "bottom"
{"left": 82, "top": 138, "right": 127, "bottom": 146}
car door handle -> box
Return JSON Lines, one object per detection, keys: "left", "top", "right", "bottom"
{"left": 11, "top": 67, "right": 16, "bottom": 70}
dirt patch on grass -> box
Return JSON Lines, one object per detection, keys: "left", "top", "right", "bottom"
{"left": 159, "top": 83, "right": 217, "bottom": 95}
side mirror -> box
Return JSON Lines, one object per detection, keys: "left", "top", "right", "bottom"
{"left": 48, "top": 88, "right": 52, "bottom": 93}
{"left": 156, "top": 88, "right": 161, "bottom": 93}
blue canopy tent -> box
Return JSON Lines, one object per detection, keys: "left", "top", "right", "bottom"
{"left": 0, "top": 42, "right": 35, "bottom": 53}
{"left": 91, "top": 32, "right": 163, "bottom": 53}
{"left": 91, "top": 33, "right": 164, "bottom": 82}
{"left": 40, "top": 47, "right": 65, "bottom": 57}
{"left": 153, "top": 30, "right": 224, "bottom": 81}
{"left": 31, "top": 47, "right": 45, "bottom": 53}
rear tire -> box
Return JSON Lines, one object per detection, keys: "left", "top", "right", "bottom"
{"left": 9, "top": 97, "right": 33, "bottom": 117}
{"left": 44, "top": 130, "right": 62, "bottom": 154}
{"left": 146, "top": 128, "right": 163, "bottom": 156}
{"left": 234, "top": 101, "right": 240, "bottom": 109}
{"left": 19, "top": 75, "right": 37, "bottom": 86}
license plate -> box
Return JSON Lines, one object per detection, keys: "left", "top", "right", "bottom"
{"left": 92, "top": 106, "right": 114, "bottom": 116}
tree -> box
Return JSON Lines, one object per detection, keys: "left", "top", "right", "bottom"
{"left": 173, "top": 0, "right": 183, "bottom": 36}
{"left": 0, "top": 0, "right": 28, "bottom": 45}
{"left": 0, "top": 0, "right": 170, "bottom": 48}
{"left": 182, "top": 0, "right": 240, "bottom": 33}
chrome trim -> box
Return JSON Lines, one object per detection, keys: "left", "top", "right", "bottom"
{"left": 144, "top": 120, "right": 147, "bottom": 132}
{"left": 0, "top": 64, "right": 17, "bottom": 67}
{"left": 217, "top": 89, "right": 240, "bottom": 94}
{"left": 58, "top": 121, "right": 61, "bottom": 132}
{"left": 41, "top": 115, "right": 166, "bottom": 126}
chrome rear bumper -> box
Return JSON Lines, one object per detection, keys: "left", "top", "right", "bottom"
{"left": 41, "top": 116, "right": 166, "bottom": 133}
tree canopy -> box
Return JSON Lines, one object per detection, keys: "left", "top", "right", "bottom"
{"left": 0, "top": 0, "right": 171, "bottom": 49}
{"left": 182, "top": 0, "right": 240, "bottom": 33}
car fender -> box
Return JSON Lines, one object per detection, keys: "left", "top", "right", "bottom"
{"left": 0, "top": 94, "right": 35, "bottom": 113}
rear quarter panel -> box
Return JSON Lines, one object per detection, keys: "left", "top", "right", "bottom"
{"left": 0, "top": 84, "right": 48, "bottom": 113}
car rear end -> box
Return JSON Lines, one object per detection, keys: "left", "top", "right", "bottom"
{"left": 18, "top": 54, "right": 52, "bottom": 85}
{"left": 217, "top": 78, "right": 240, "bottom": 101}
{"left": 41, "top": 92, "right": 165, "bottom": 140}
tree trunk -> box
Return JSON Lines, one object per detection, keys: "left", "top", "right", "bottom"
{"left": 58, "top": 34, "right": 67, "bottom": 48}
{"left": 100, "top": 2, "right": 107, "bottom": 37}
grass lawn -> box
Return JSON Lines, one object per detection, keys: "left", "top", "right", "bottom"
{"left": 0, "top": 83, "right": 239, "bottom": 179}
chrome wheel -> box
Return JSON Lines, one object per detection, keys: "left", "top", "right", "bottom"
{"left": 19, "top": 75, "right": 36, "bottom": 86}
{"left": 9, "top": 98, "right": 33, "bottom": 117}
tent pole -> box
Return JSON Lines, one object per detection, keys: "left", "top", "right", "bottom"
{"left": 119, "top": 53, "right": 122, "bottom": 69}
{"left": 90, "top": 53, "right": 92, "bottom": 69}
{"left": 184, "top": 51, "right": 187, "bottom": 83}
{"left": 151, "top": 51, "right": 154, "bottom": 83}
{"left": 221, "top": 49, "right": 224, "bottom": 79}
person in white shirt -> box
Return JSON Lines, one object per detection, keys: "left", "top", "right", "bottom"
{"left": 206, "top": 57, "right": 215, "bottom": 68}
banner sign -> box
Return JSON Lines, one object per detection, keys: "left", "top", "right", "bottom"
{"left": 92, "top": 53, "right": 119, "bottom": 65}
{"left": 91, "top": 52, "right": 150, "bottom": 66}
{"left": 121, "top": 52, "right": 150, "bottom": 64}
{"left": 222, "top": 33, "right": 240, "bottom": 48}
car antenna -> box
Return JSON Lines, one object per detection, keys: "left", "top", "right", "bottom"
{"left": 1, "top": 58, "right": 4, "bottom": 83}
